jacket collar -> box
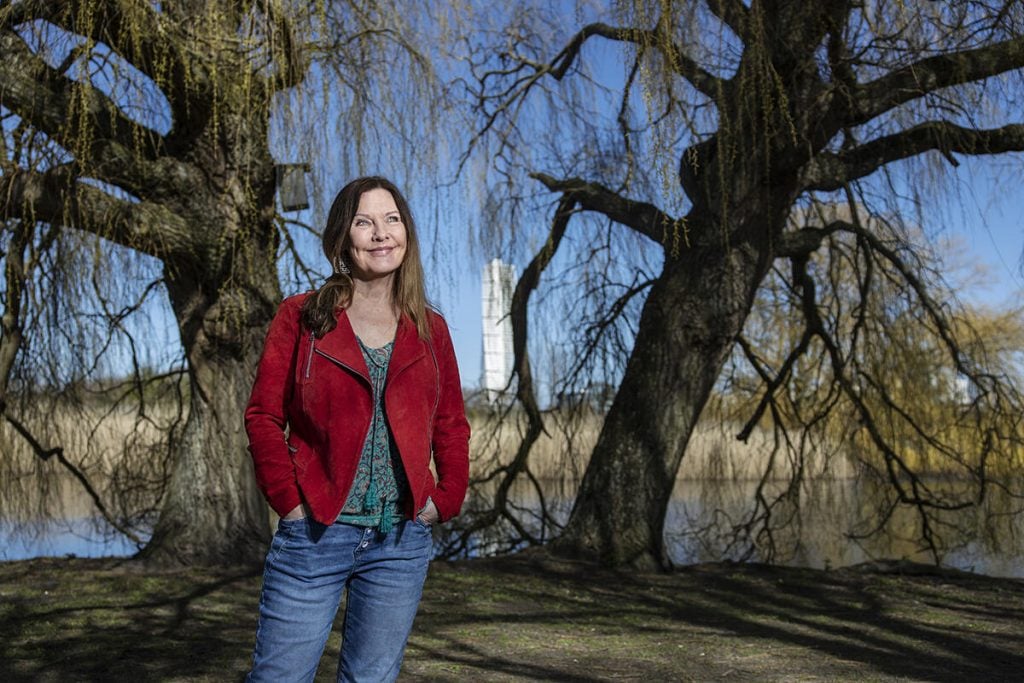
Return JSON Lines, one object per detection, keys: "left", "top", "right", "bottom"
{"left": 315, "top": 310, "right": 425, "bottom": 382}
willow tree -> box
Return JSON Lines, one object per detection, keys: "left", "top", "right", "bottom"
{"left": 0, "top": 1, "right": 439, "bottom": 566}
{"left": 463, "top": 1, "right": 1024, "bottom": 569}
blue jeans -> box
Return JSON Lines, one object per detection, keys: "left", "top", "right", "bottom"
{"left": 247, "top": 517, "right": 433, "bottom": 682}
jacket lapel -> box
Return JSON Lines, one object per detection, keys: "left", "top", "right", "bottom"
{"left": 315, "top": 310, "right": 370, "bottom": 381}
{"left": 387, "top": 315, "right": 426, "bottom": 383}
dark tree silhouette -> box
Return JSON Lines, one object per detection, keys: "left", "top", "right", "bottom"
{"left": 461, "top": 1, "right": 1024, "bottom": 569}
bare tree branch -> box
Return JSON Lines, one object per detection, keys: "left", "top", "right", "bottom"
{"left": 550, "top": 21, "right": 724, "bottom": 98}
{"left": 778, "top": 257, "right": 954, "bottom": 563}
{"left": 0, "top": 214, "right": 145, "bottom": 547}
{"left": 3, "top": 0, "right": 181, "bottom": 80}
{"left": 0, "top": 29, "right": 203, "bottom": 200}
{"left": 2, "top": 0, "right": 201, "bottom": 129}
{"left": 530, "top": 172, "right": 679, "bottom": 245}
{"left": 0, "top": 167, "right": 193, "bottom": 260}
{"left": 829, "top": 217, "right": 987, "bottom": 387}
{"left": 448, "top": 196, "right": 576, "bottom": 552}
{"left": 846, "top": 34, "right": 1024, "bottom": 128}
{"left": 0, "top": 399, "right": 145, "bottom": 546}
{"left": 803, "top": 121, "right": 1024, "bottom": 192}
{"left": 0, "top": 28, "right": 152, "bottom": 152}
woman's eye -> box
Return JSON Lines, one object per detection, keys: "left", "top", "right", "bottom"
{"left": 386, "top": 215, "right": 401, "bottom": 223}
{"left": 354, "top": 219, "right": 369, "bottom": 227}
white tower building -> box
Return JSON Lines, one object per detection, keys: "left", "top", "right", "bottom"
{"left": 481, "top": 258, "right": 517, "bottom": 404}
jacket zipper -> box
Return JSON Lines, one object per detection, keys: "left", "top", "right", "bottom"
{"left": 314, "top": 347, "right": 371, "bottom": 385}
{"left": 304, "top": 332, "right": 315, "bottom": 379}
{"left": 428, "top": 342, "right": 440, "bottom": 428}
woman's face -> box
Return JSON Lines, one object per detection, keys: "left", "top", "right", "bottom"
{"left": 346, "top": 188, "right": 407, "bottom": 281}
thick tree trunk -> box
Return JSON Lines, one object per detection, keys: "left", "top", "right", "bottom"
{"left": 138, "top": 274, "right": 279, "bottom": 567}
{"left": 130, "top": 39, "right": 283, "bottom": 565}
{"left": 553, "top": 228, "right": 771, "bottom": 570}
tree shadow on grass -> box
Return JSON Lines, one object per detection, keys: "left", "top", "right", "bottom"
{"left": 2, "top": 555, "right": 1022, "bottom": 682}
{"left": 0, "top": 557, "right": 261, "bottom": 682}
{"left": 403, "top": 553, "right": 1024, "bottom": 682}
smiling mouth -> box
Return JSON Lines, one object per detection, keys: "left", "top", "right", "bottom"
{"left": 368, "top": 247, "right": 394, "bottom": 256}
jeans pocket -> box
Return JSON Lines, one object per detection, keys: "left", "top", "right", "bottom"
{"left": 278, "top": 515, "right": 306, "bottom": 528}
{"left": 266, "top": 523, "right": 296, "bottom": 568}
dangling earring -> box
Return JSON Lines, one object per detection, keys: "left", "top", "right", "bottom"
{"left": 333, "top": 255, "right": 350, "bottom": 275}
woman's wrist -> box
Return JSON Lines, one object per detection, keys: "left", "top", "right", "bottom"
{"left": 416, "top": 497, "right": 439, "bottom": 524}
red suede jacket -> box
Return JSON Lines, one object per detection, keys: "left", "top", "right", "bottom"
{"left": 244, "top": 293, "right": 470, "bottom": 524}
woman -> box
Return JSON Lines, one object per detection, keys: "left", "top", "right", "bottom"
{"left": 244, "top": 176, "right": 470, "bottom": 682}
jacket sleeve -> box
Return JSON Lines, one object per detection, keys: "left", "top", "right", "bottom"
{"left": 244, "top": 296, "right": 304, "bottom": 517}
{"left": 428, "top": 316, "right": 471, "bottom": 522}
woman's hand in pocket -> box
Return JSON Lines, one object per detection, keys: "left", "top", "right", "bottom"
{"left": 416, "top": 498, "right": 439, "bottom": 525}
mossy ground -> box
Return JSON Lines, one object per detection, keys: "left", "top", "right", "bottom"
{"left": 2, "top": 552, "right": 1022, "bottom": 681}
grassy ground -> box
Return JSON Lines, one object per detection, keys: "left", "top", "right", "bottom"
{"left": 2, "top": 552, "right": 1022, "bottom": 682}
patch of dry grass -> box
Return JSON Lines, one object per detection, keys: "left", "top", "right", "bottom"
{"left": 467, "top": 409, "right": 854, "bottom": 484}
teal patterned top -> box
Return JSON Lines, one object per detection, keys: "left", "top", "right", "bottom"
{"left": 337, "top": 338, "right": 408, "bottom": 532}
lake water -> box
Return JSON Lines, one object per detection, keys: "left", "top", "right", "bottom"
{"left": 661, "top": 477, "right": 1024, "bottom": 578}
{"left": 4, "top": 476, "right": 1022, "bottom": 577}
{"left": 0, "top": 517, "right": 143, "bottom": 561}
{"left": 441, "top": 475, "right": 1024, "bottom": 578}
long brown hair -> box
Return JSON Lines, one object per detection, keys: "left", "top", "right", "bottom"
{"left": 301, "top": 176, "right": 431, "bottom": 339}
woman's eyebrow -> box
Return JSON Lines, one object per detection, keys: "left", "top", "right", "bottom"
{"left": 353, "top": 210, "right": 401, "bottom": 217}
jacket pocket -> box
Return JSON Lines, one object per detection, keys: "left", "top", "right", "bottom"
{"left": 286, "top": 440, "right": 308, "bottom": 472}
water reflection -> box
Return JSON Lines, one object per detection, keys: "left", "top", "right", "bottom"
{"left": 4, "top": 476, "right": 1022, "bottom": 578}
{"left": 0, "top": 518, "right": 142, "bottom": 561}
{"left": 665, "top": 477, "right": 1024, "bottom": 577}
{"left": 447, "top": 475, "right": 1024, "bottom": 578}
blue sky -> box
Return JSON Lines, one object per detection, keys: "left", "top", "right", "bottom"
{"left": 408, "top": 6, "right": 1024, "bottom": 391}
{"left": 7, "top": 5, "right": 1023, "bottom": 392}
{"left": 432, "top": 160, "right": 1024, "bottom": 392}
{"left": 948, "top": 161, "right": 1024, "bottom": 305}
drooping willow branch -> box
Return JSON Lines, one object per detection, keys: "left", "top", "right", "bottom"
{"left": 440, "top": 196, "right": 575, "bottom": 556}
{"left": 741, "top": 200, "right": 1011, "bottom": 565}
{"left": 561, "top": 273, "right": 654, "bottom": 395}
{"left": 0, "top": 401, "right": 145, "bottom": 546}
{"left": 0, "top": 217, "right": 146, "bottom": 546}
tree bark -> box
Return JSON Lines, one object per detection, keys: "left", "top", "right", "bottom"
{"left": 138, "top": 257, "right": 280, "bottom": 567}
{"left": 131, "top": 107, "right": 282, "bottom": 565}
{"left": 553, "top": 228, "right": 770, "bottom": 569}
